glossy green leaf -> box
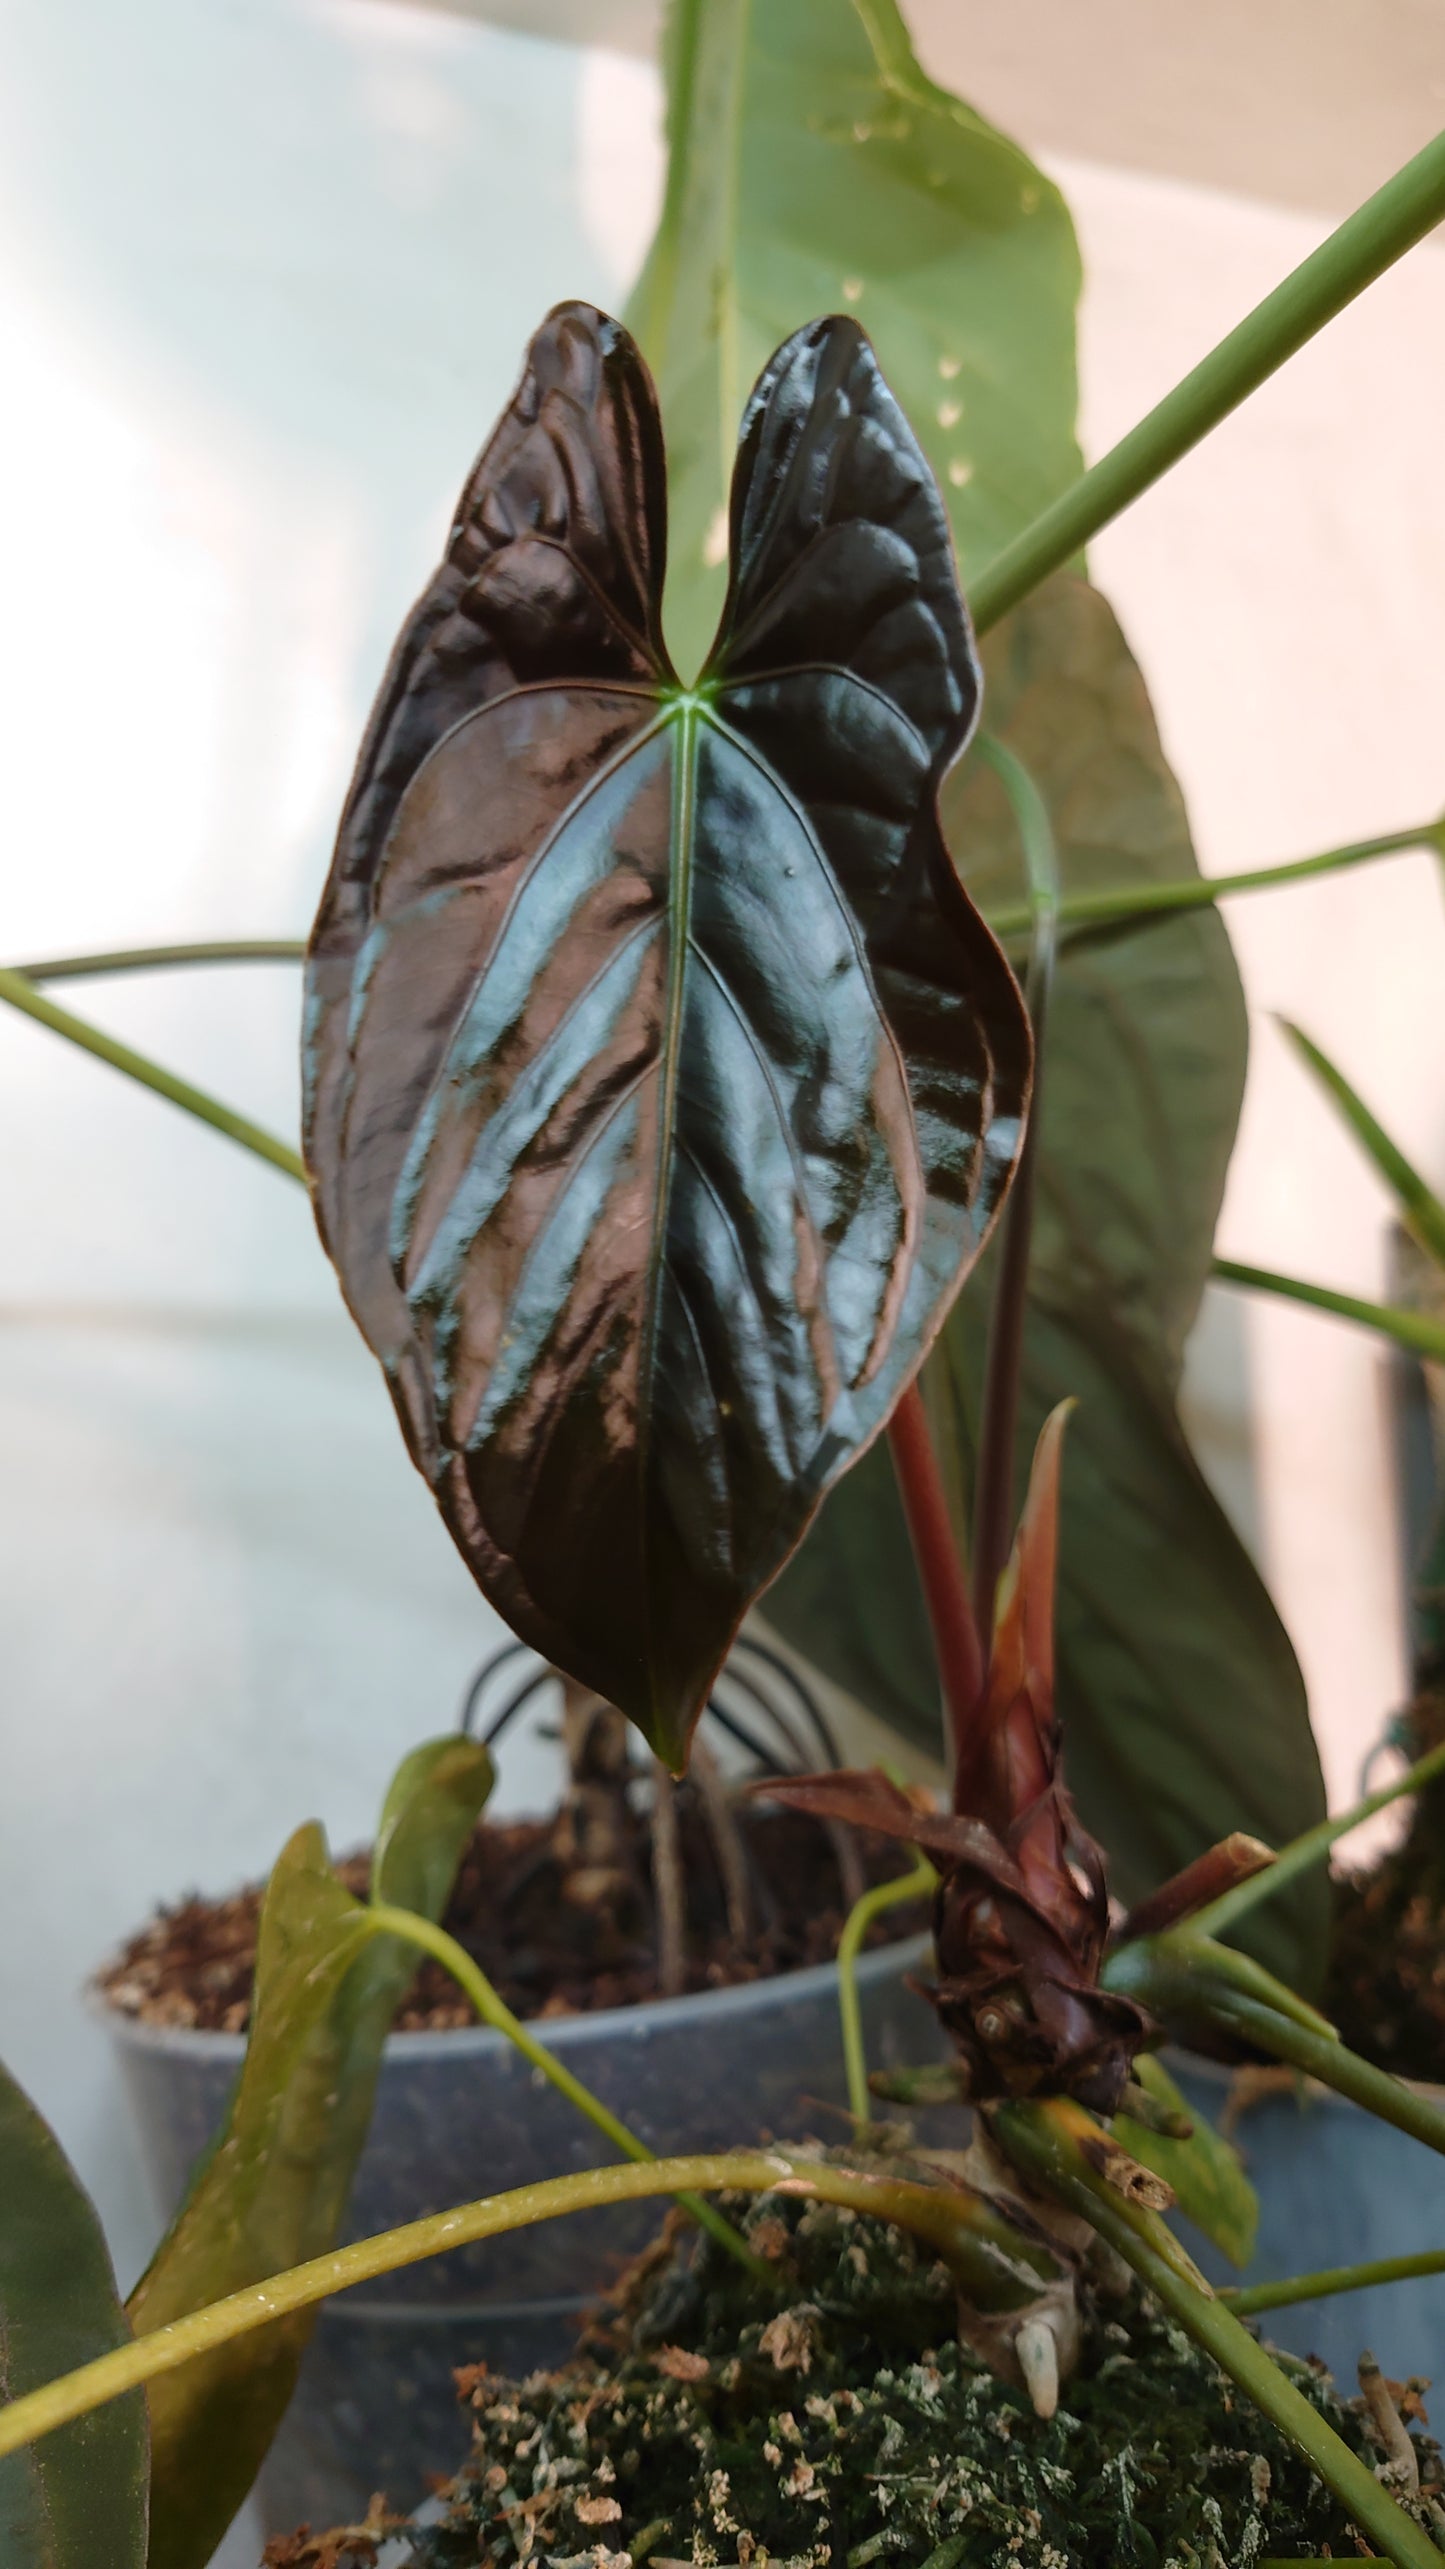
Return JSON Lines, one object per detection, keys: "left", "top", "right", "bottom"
{"left": 304, "top": 301, "right": 1030, "bottom": 1770}
{"left": 1113, "top": 2054, "right": 1258, "bottom": 2270}
{"left": 128, "top": 1736, "right": 491, "bottom": 2569}
{"left": 0, "top": 2059, "right": 149, "bottom": 2568}
{"left": 626, "top": 0, "right": 1083, "bottom": 676}
{"left": 1280, "top": 1018, "right": 1445, "bottom": 1270}
{"left": 766, "top": 577, "right": 1328, "bottom": 1991}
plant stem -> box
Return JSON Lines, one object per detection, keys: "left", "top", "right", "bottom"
{"left": 969, "top": 737, "right": 1059, "bottom": 1654}
{"left": 366, "top": 1903, "right": 762, "bottom": 2275}
{"left": 887, "top": 1386, "right": 986, "bottom": 1760}
{"left": 982, "top": 820, "right": 1442, "bottom": 942}
{"left": 969, "top": 131, "right": 1445, "bottom": 636}
{"left": 1281, "top": 1017, "right": 1445, "bottom": 1266}
{"left": 1212, "top": 1257, "right": 1445, "bottom": 1362}
{"left": 835, "top": 1855, "right": 938, "bottom": 2124}
{"left": 1225, "top": 2249, "right": 1445, "bottom": 2318}
{"left": 996, "top": 2100, "right": 1441, "bottom": 2569}
{"left": 0, "top": 2150, "right": 1052, "bottom": 2463}
{"left": 1197, "top": 1988, "right": 1445, "bottom": 2161}
{"left": 14, "top": 939, "right": 306, "bottom": 982}
{"left": 1104, "top": 1930, "right": 1338, "bottom": 2041}
{"left": 0, "top": 966, "right": 306, "bottom": 1183}
{"left": 1183, "top": 1736, "right": 1445, "bottom": 1941}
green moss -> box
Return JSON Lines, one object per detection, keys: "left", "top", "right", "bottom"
{"left": 410, "top": 2186, "right": 1435, "bottom": 2568}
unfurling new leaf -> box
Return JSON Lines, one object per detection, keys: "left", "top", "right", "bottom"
{"left": 304, "top": 300, "right": 1030, "bottom": 1769}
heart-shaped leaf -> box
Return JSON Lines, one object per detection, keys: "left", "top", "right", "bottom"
{"left": 304, "top": 301, "right": 1029, "bottom": 1767}
{"left": 0, "top": 2058, "right": 149, "bottom": 2569}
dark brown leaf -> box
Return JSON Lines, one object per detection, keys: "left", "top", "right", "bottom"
{"left": 303, "top": 301, "right": 1029, "bottom": 1766}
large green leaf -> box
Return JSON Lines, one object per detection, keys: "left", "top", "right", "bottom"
{"left": 0, "top": 2059, "right": 149, "bottom": 2569}
{"left": 766, "top": 578, "right": 1328, "bottom": 1990}
{"left": 128, "top": 1734, "right": 492, "bottom": 2569}
{"left": 626, "top": 0, "right": 1083, "bottom": 675}
{"left": 303, "top": 301, "right": 1029, "bottom": 1769}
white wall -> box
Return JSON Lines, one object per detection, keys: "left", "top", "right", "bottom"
{"left": 0, "top": 11, "right": 1442, "bottom": 2556}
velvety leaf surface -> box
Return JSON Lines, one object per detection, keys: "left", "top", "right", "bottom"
{"left": 764, "top": 578, "right": 1328, "bottom": 1991}
{"left": 625, "top": 0, "right": 1083, "bottom": 675}
{"left": 129, "top": 1737, "right": 491, "bottom": 2569}
{"left": 304, "top": 301, "right": 1029, "bottom": 1767}
{"left": 0, "top": 2059, "right": 148, "bottom": 2569}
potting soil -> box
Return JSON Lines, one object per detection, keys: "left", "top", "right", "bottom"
{"left": 314, "top": 2180, "right": 1443, "bottom": 2568}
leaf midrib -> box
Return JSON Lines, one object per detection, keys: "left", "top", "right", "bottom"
{"left": 637, "top": 696, "right": 702, "bottom": 1740}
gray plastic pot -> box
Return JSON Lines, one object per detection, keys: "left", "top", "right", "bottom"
{"left": 1168, "top": 2053, "right": 1445, "bottom": 2385}
{"left": 106, "top": 1933, "right": 941, "bottom": 2535}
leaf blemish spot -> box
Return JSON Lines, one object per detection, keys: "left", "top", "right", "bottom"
{"left": 842, "top": 278, "right": 864, "bottom": 303}
{"left": 948, "top": 459, "right": 973, "bottom": 489}
{"left": 702, "top": 505, "right": 729, "bottom": 569}
{"left": 937, "top": 401, "right": 962, "bottom": 430}
{"left": 938, "top": 355, "right": 962, "bottom": 381}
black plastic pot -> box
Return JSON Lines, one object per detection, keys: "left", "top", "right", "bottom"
{"left": 106, "top": 1933, "right": 940, "bottom": 2535}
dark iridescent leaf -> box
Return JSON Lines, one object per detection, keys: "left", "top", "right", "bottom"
{"left": 304, "top": 301, "right": 1029, "bottom": 1767}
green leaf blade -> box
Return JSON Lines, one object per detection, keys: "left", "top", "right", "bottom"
{"left": 126, "top": 1738, "right": 492, "bottom": 2569}
{"left": 627, "top": 0, "right": 1083, "bottom": 675}
{"left": 0, "top": 2060, "right": 148, "bottom": 2569}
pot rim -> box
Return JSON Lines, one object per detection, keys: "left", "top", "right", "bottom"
{"left": 91, "top": 1927, "right": 934, "bottom": 2065}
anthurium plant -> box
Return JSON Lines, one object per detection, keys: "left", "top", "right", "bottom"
{"left": 4, "top": 5, "right": 1445, "bottom": 2561}
{"left": 8, "top": 114, "right": 1445, "bottom": 2559}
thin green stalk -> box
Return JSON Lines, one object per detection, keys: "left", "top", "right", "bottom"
{"left": 1281, "top": 1017, "right": 1445, "bottom": 1268}
{"left": 996, "top": 2099, "right": 1441, "bottom": 2569}
{"left": 1225, "top": 2249, "right": 1445, "bottom": 2318}
{"left": 15, "top": 939, "right": 306, "bottom": 982}
{"left": 835, "top": 1856, "right": 937, "bottom": 2124}
{"left": 1104, "top": 1929, "right": 1338, "bottom": 2042}
{"left": 1199, "top": 1989, "right": 1445, "bottom": 2160}
{"left": 969, "top": 129, "right": 1445, "bottom": 635}
{"left": 1212, "top": 1257, "right": 1445, "bottom": 1362}
{"left": 367, "top": 1902, "right": 763, "bottom": 2276}
{"left": 1184, "top": 1735, "right": 1445, "bottom": 1942}
{"left": 970, "top": 737, "right": 1060, "bottom": 1653}
{"left": 0, "top": 966, "right": 305, "bottom": 1182}
{"left": 982, "top": 820, "right": 1442, "bottom": 942}
{"left": 0, "top": 2150, "right": 1053, "bottom": 2464}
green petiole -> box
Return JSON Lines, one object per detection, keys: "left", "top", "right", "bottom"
{"left": 0, "top": 2151, "right": 1052, "bottom": 2466}
{"left": 981, "top": 818, "right": 1443, "bottom": 943}
{"left": 969, "top": 129, "right": 1445, "bottom": 635}
{"left": 0, "top": 965, "right": 305, "bottom": 1182}
{"left": 1213, "top": 1257, "right": 1445, "bottom": 1363}
{"left": 834, "top": 1855, "right": 938, "bottom": 2125}
{"left": 1224, "top": 2248, "right": 1445, "bottom": 2318}
{"left": 367, "top": 1902, "right": 766, "bottom": 2279}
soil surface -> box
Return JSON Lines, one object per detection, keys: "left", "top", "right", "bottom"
{"left": 1326, "top": 1688, "right": 1445, "bottom": 2085}
{"left": 97, "top": 1804, "right": 928, "bottom": 2035}
{"left": 263, "top": 2164, "right": 1442, "bottom": 2568}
